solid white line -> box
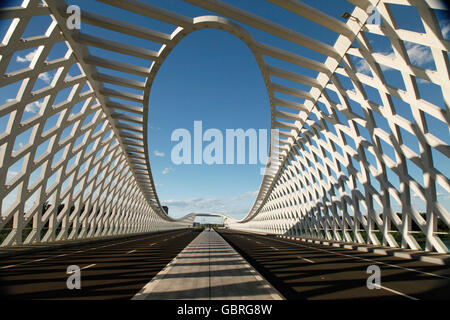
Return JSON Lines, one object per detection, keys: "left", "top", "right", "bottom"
{"left": 270, "top": 246, "right": 279, "bottom": 251}
{"left": 377, "top": 284, "right": 419, "bottom": 300}
{"left": 263, "top": 236, "right": 449, "bottom": 280}
{"left": 133, "top": 229, "right": 283, "bottom": 300}
{"left": 127, "top": 249, "right": 137, "bottom": 254}
{"left": 0, "top": 264, "right": 17, "bottom": 269}
{"left": 133, "top": 231, "right": 203, "bottom": 300}
{"left": 149, "top": 243, "right": 156, "bottom": 246}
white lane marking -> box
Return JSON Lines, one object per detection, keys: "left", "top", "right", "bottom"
{"left": 127, "top": 249, "right": 137, "bottom": 254}
{"left": 0, "top": 231, "right": 188, "bottom": 270}
{"left": 260, "top": 236, "right": 449, "bottom": 280}
{"left": 81, "top": 264, "right": 96, "bottom": 270}
{"left": 256, "top": 241, "right": 262, "bottom": 244}
{"left": 149, "top": 243, "right": 156, "bottom": 246}
{"left": 297, "top": 256, "right": 314, "bottom": 263}
{"left": 1, "top": 256, "right": 52, "bottom": 269}
{"left": 270, "top": 246, "right": 279, "bottom": 251}
{"left": 376, "top": 284, "right": 419, "bottom": 300}
{"left": 241, "top": 234, "right": 421, "bottom": 300}
{"left": 67, "top": 264, "right": 96, "bottom": 273}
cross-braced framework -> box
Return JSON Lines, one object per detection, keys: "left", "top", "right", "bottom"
{"left": 0, "top": 0, "right": 449, "bottom": 253}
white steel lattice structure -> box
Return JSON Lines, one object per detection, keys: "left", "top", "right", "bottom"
{"left": 0, "top": 0, "right": 449, "bottom": 253}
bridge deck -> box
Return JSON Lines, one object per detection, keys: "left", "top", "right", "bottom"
{"left": 133, "top": 229, "right": 283, "bottom": 300}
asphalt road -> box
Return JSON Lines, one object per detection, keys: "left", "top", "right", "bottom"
{"left": 2, "top": 227, "right": 449, "bottom": 300}
{"left": 0, "top": 228, "right": 200, "bottom": 299}
{"left": 217, "top": 229, "right": 450, "bottom": 300}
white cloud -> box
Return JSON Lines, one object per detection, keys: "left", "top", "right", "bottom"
{"left": 38, "top": 72, "right": 52, "bottom": 84}
{"left": 16, "top": 49, "right": 38, "bottom": 63}
{"left": 25, "top": 100, "right": 45, "bottom": 113}
{"left": 5, "top": 98, "right": 44, "bottom": 113}
{"left": 358, "top": 51, "right": 396, "bottom": 73}
{"left": 7, "top": 171, "right": 18, "bottom": 179}
{"left": 440, "top": 20, "right": 450, "bottom": 38}
{"left": 6, "top": 97, "right": 44, "bottom": 113}
{"left": 436, "top": 192, "right": 450, "bottom": 201}
{"left": 355, "top": 59, "right": 371, "bottom": 75}
{"left": 165, "top": 198, "right": 208, "bottom": 208}
{"left": 163, "top": 197, "right": 227, "bottom": 213}
{"left": 64, "top": 73, "right": 74, "bottom": 81}
{"left": 244, "top": 190, "right": 258, "bottom": 197}
{"left": 375, "top": 44, "right": 433, "bottom": 71}
{"left": 154, "top": 150, "right": 165, "bottom": 157}
{"left": 412, "top": 191, "right": 421, "bottom": 199}
{"left": 162, "top": 167, "right": 174, "bottom": 175}
{"left": 378, "top": 52, "right": 396, "bottom": 71}
{"left": 229, "top": 190, "right": 258, "bottom": 201}
{"left": 405, "top": 42, "right": 433, "bottom": 67}
{"left": 162, "top": 190, "right": 258, "bottom": 219}
{"left": 415, "top": 77, "right": 430, "bottom": 85}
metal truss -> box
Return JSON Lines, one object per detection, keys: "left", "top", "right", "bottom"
{"left": 0, "top": 0, "right": 449, "bottom": 253}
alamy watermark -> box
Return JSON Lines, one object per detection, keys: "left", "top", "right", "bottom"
{"left": 170, "top": 121, "right": 281, "bottom": 176}
{"left": 66, "top": 265, "right": 81, "bottom": 290}
{"left": 366, "top": 265, "right": 381, "bottom": 289}
{"left": 66, "top": 5, "right": 81, "bottom": 30}
{"left": 366, "top": 5, "right": 381, "bottom": 25}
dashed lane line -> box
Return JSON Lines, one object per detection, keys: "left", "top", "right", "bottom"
{"left": 251, "top": 234, "right": 449, "bottom": 280}
{"left": 81, "top": 264, "right": 96, "bottom": 270}
{"left": 67, "top": 263, "right": 97, "bottom": 274}
{"left": 297, "top": 256, "right": 314, "bottom": 263}
{"left": 0, "top": 231, "right": 189, "bottom": 270}
{"left": 232, "top": 233, "right": 422, "bottom": 300}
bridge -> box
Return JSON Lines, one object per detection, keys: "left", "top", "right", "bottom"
{"left": 0, "top": 0, "right": 449, "bottom": 302}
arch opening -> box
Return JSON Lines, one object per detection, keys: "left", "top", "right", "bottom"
{"left": 146, "top": 27, "right": 271, "bottom": 220}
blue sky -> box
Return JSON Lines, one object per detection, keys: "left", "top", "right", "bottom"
{"left": 1, "top": 0, "right": 449, "bottom": 221}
